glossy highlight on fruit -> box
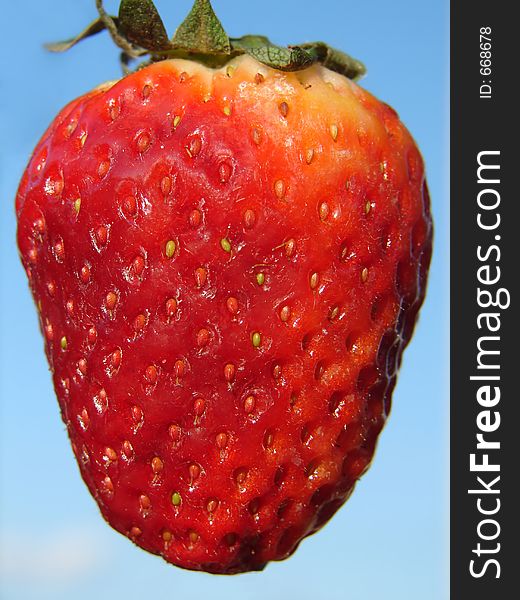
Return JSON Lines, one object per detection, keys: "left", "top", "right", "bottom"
{"left": 16, "top": 0, "right": 432, "bottom": 574}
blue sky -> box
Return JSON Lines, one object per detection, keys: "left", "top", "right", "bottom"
{"left": 0, "top": 1, "right": 449, "bottom": 598}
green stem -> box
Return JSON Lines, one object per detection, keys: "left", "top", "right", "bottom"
{"left": 46, "top": 0, "right": 366, "bottom": 80}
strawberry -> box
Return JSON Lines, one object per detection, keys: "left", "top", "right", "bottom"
{"left": 16, "top": 0, "right": 432, "bottom": 574}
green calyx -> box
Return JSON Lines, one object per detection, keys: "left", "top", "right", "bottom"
{"left": 46, "top": 0, "right": 365, "bottom": 79}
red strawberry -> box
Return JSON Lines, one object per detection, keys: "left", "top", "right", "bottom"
{"left": 16, "top": 0, "right": 432, "bottom": 574}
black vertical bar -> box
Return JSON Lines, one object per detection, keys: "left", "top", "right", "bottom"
{"left": 451, "top": 2, "right": 517, "bottom": 598}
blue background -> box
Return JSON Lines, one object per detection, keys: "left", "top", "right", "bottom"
{"left": 0, "top": 1, "right": 449, "bottom": 598}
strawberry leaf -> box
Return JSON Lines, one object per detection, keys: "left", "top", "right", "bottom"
{"left": 301, "top": 42, "right": 366, "bottom": 80}
{"left": 45, "top": 16, "right": 116, "bottom": 53}
{"left": 171, "top": 0, "right": 231, "bottom": 55}
{"left": 231, "top": 37, "right": 314, "bottom": 72}
{"left": 118, "top": 0, "right": 172, "bottom": 51}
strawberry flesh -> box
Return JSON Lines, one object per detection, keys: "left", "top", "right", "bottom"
{"left": 16, "top": 56, "right": 432, "bottom": 573}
